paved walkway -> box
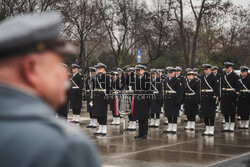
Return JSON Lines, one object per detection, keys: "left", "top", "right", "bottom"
{"left": 67, "top": 105, "right": 250, "bottom": 167}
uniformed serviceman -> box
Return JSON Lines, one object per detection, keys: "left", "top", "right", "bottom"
{"left": 212, "top": 66, "right": 221, "bottom": 113}
{"left": 185, "top": 68, "right": 192, "bottom": 73}
{"left": 149, "top": 69, "right": 163, "bottom": 128}
{"left": 175, "top": 66, "right": 185, "bottom": 117}
{"left": 110, "top": 71, "right": 122, "bottom": 125}
{"left": 86, "top": 67, "right": 98, "bottom": 128}
{"left": 237, "top": 66, "right": 250, "bottom": 129}
{"left": 163, "top": 67, "right": 183, "bottom": 134}
{"left": 125, "top": 67, "right": 137, "bottom": 130}
{"left": 69, "top": 64, "right": 84, "bottom": 123}
{"left": 157, "top": 69, "right": 169, "bottom": 125}
{"left": 200, "top": 64, "right": 219, "bottom": 136}
{"left": 183, "top": 71, "right": 200, "bottom": 131}
{"left": 221, "top": 62, "right": 240, "bottom": 132}
{"left": 117, "top": 67, "right": 126, "bottom": 89}
{"left": 134, "top": 65, "right": 151, "bottom": 139}
{"left": 0, "top": 11, "right": 100, "bottom": 167}
{"left": 193, "top": 68, "right": 199, "bottom": 78}
{"left": 93, "top": 63, "right": 110, "bottom": 135}
{"left": 56, "top": 63, "right": 70, "bottom": 119}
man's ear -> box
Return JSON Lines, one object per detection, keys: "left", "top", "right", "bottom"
{"left": 20, "top": 54, "right": 40, "bottom": 88}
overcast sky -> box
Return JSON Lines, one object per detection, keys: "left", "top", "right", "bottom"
{"left": 144, "top": 0, "right": 250, "bottom": 10}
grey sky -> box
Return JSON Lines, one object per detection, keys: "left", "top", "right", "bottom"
{"left": 144, "top": 0, "right": 250, "bottom": 10}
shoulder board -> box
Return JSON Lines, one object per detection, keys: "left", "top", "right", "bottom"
{"left": 106, "top": 74, "right": 110, "bottom": 76}
{"left": 177, "top": 78, "right": 180, "bottom": 80}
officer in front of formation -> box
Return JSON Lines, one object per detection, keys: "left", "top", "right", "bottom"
{"left": 183, "top": 71, "right": 200, "bottom": 131}
{"left": 85, "top": 67, "right": 98, "bottom": 128}
{"left": 93, "top": 63, "right": 110, "bottom": 135}
{"left": 149, "top": 69, "right": 162, "bottom": 128}
{"left": 221, "top": 62, "right": 240, "bottom": 132}
{"left": 134, "top": 65, "right": 151, "bottom": 139}
{"left": 200, "top": 64, "right": 219, "bottom": 136}
{"left": 163, "top": 67, "right": 183, "bottom": 134}
{"left": 69, "top": 64, "right": 84, "bottom": 123}
{"left": 237, "top": 66, "right": 250, "bottom": 129}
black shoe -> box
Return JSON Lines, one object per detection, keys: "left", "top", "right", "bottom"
{"left": 94, "top": 132, "right": 102, "bottom": 135}
{"left": 92, "top": 126, "right": 97, "bottom": 128}
{"left": 141, "top": 135, "right": 147, "bottom": 139}
{"left": 86, "top": 125, "right": 92, "bottom": 128}
{"left": 238, "top": 127, "right": 244, "bottom": 129}
{"left": 149, "top": 125, "right": 155, "bottom": 128}
{"left": 172, "top": 131, "right": 177, "bottom": 134}
{"left": 154, "top": 126, "right": 159, "bottom": 128}
{"left": 202, "top": 133, "right": 208, "bottom": 136}
{"left": 228, "top": 130, "right": 234, "bottom": 133}
{"left": 190, "top": 128, "right": 195, "bottom": 131}
{"left": 163, "top": 130, "right": 171, "bottom": 134}
{"left": 222, "top": 129, "right": 229, "bottom": 132}
{"left": 134, "top": 135, "right": 142, "bottom": 139}
{"left": 164, "top": 122, "right": 168, "bottom": 125}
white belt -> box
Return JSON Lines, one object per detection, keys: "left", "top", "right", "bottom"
{"left": 165, "top": 90, "right": 176, "bottom": 94}
{"left": 201, "top": 89, "right": 213, "bottom": 92}
{"left": 72, "top": 87, "right": 79, "bottom": 89}
{"left": 240, "top": 90, "right": 250, "bottom": 93}
{"left": 222, "top": 88, "right": 235, "bottom": 91}
{"left": 185, "top": 93, "right": 195, "bottom": 96}
{"left": 94, "top": 88, "right": 106, "bottom": 92}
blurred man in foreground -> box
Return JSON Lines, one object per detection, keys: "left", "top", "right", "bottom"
{"left": 0, "top": 12, "right": 101, "bottom": 167}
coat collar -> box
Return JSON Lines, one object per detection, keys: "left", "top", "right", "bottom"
{"left": 0, "top": 84, "right": 54, "bottom": 119}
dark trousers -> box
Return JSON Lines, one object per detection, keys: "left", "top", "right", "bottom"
{"left": 97, "top": 116, "right": 107, "bottom": 125}
{"left": 167, "top": 116, "right": 177, "bottom": 123}
{"left": 224, "top": 115, "right": 235, "bottom": 122}
{"left": 58, "top": 112, "right": 67, "bottom": 119}
{"left": 187, "top": 115, "right": 195, "bottom": 121}
{"left": 89, "top": 112, "right": 96, "bottom": 119}
{"left": 138, "top": 120, "right": 148, "bottom": 136}
{"left": 204, "top": 117, "right": 214, "bottom": 126}
{"left": 151, "top": 113, "right": 160, "bottom": 119}
{"left": 129, "top": 114, "right": 136, "bottom": 121}
{"left": 72, "top": 109, "right": 81, "bottom": 115}
{"left": 112, "top": 110, "right": 120, "bottom": 117}
{"left": 241, "top": 115, "right": 249, "bottom": 120}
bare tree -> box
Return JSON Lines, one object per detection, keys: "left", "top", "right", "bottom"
{"left": 59, "top": 0, "right": 105, "bottom": 71}
{"left": 97, "top": 0, "right": 146, "bottom": 68}
{"left": 0, "top": 0, "right": 59, "bottom": 18}
{"left": 141, "top": 0, "right": 175, "bottom": 65}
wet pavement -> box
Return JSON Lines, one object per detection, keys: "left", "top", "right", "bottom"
{"left": 67, "top": 105, "right": 250, "bottom": 167}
